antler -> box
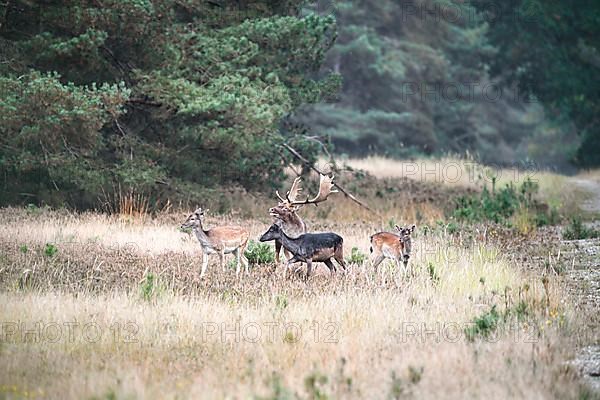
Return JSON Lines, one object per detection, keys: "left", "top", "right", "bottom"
{"left": 288, "top": 174, "right": 338, "bottom": 206}
{"left": 275, "top": 176, "right": 303, "bottom": 204}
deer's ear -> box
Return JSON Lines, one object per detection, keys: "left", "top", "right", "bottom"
{"left": 409, "top": 224, "right": 416, "bottom": 233}
{"left": 395, "top": 225, "right": 401, "bottom": 231}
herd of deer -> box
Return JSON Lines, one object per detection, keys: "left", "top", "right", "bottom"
{"left": 180, "top": 174, "right": 416, "bottom": 279}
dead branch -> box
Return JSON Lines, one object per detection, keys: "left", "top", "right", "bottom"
{"left": 280, "top": 143, "right": 376, "bottom": 214}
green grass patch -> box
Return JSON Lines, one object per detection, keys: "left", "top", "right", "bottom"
{"left": 245, "top": 240, "right": 275, "bottom": 264}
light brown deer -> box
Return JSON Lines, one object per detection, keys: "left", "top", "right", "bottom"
{"left": 269, "top": 174, "right": 337, "bottom": 263}
{"left": 369, "top": 224, "right": 416, "bottom": 276}
{"left": 181, "top": 207, "right": 249, "bottom": 278}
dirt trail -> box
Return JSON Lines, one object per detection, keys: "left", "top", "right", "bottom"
{"left": 565, "top": 178, "right": 600, "bottom": 391}
{"left": 572, "top": 178, "right": 600, "bottom": 214}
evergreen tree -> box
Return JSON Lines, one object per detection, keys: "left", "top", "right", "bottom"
{"left": 0, "top": 0, "right": 340, "bottom": 208}
{"left": 471, "top": 0, "right": 600, "bottom": 167}
{"left": 296, "top": 0, "right": 555, "bottom": 164}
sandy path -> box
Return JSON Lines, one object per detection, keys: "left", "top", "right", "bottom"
{"left": 572, "top": 177, "right": 600, "bottom": 214}
{"left": 565, "top": 177, "right": 600, "bottom": 391}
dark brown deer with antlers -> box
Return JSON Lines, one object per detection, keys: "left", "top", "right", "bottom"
{"left": 269, "top": 174, "right": 338, "bottom": 263}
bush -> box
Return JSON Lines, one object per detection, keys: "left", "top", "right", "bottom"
{"left": 347, "top": 247, "right": 367, "bottom": 265}
{"left": 44, "top": 243, "right": 58, "bottom": 257}
{"left": 464, "top": 305, "right": 501, "bottom": 341}
{"left": 245, "top": 240, "right": 275, "bottom": 264}
{"left": 453, "top": 177, "right": 552, "bottom": 227}
{"left": 563, "top": 217, "right": 600, "bottom": 240}
{"left": 139, "top": 273, "right": 165, "bottom": 301}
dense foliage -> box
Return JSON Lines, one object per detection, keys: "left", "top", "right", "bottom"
{"left": 1, "top": 0, "right": 597, "bottom": 210}
{"left": 295, "top": 0, "right": 533, "bottom": 162}
{"left": 296, "top": 0, "right": 592, "bottom": 166}
{"left": 471, "top": 0, "right": 600, "bottom": 167}
{"left": 0, "top": 1, "right": 339, "bottom": 208}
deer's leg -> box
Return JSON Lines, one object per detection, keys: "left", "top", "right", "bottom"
{"left": 402, "top": 254, "right": 411, "bottom": 278}
{"left": 235, "top": 249, "right": 241, "bottom": 275}
{"left": 200, "top": 253, "right": 209, "bottom": 278}
{"left": 241, "top": 245, "right": 249, "bottom": 274}
{"left": 334, "top": 244, "right": 346, "bottom": 270}
{"left": 334, "top": 255, "right": 346, "bottom": 271}
{"left": 394, "top": 257, "right": 404, "bottom": 278}
{"left": 371, "top": 254, "right": 385, "bottom": 272}
{"left": 305, "top": 258, "right": 313, "bottom": 279}
{"left": 218, "top": 250, "right": 225, "bottom": 272}
{"left": 324, "top": 259, "right": 336, "bottom": 273}
{"left": 285, "top": 255, "right": 300, "bottom": 279}
{"left": 283, "top": 248, "right": 293, "bottom": 263}
{"left": 275, "top": 240, "right": 282, "bottom": 263}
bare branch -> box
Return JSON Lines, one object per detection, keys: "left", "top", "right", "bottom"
{"left": 280, "top": 143, "right": 376, "bottom": 214}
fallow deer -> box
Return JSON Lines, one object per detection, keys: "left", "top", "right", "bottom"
{"left": 259, "top": 224, "right": 346, "bottom": 278}
{"left": 370, "top": 224, "right": 416, "bottom": 275}
{"left": 181, "top": 207, "right": 249, "bottom": 278}
{"left": 269, "top": 174, "right": 337, "bottom": 263}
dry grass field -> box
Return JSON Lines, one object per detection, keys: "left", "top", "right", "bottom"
{"left": 0, "top": 158, "right": 598, "bottom": 399}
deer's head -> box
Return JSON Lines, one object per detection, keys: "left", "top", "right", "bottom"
{"left": 395, "top": 224, "right": 416, "bottom": 265}
{"left": 269, "top": 203, "right": 301, "bottom": 222}
{"left": 181, "top": 207, "right": 207, "bottom": 230}
{"left": 259, "top": 224, "right": 282, "bottom": 242}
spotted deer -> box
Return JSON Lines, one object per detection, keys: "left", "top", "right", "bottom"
{"left": 259, "top": 224, "right": 346, "bottom": 279}
{"left": 369, "top": 224, "right": 416, "bottom": 275}
{"left": 181, "top": 207, "right": 249, "bottom": 278}
{"left": 269, "top": 174, "right": 337, "bottom": 263}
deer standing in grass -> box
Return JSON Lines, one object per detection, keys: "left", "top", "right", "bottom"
{"left": 370, "top": 224, "right": 416, "bottom": 276}
{"left": 181, "top": 207, "right": 249, "bottom": 278}
{"left": 260, "top": 224, "right": 346, "bottom": 279}
{"left": 268, "top": 174, "right": 337, "bottom": 263}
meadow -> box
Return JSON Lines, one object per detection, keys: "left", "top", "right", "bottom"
{"left": 0, "top": 158, "right": 598, "bottom": 399}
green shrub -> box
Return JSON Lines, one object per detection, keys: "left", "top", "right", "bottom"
{"left": 427, "top": 262, "right": 440, "bottom": 284}
{"left": 347, "top": 247, "right": 367, "bottom": 264}
{"left": 244, "top": 240, "right": 275, "bottom": 264}
{"left": 464, "top": 305, "right": 501, "bottom": 341}
{"left": 44, "top": 243, "right": 58, "bottom": 257}
{"left": 563, "top": 217, "right": 600, "bottom": 240}
{"left": 256, "top": 373, "right": 294, "bottom": 400}
{"left": 304, "top": 371, "right": 329, "bottom": 400}
{"left": 453, "top": 177, "right": 552, "bottom": 226}
{"left": 275, "top": 294, "right": 289, "bottom": 311}
{"left": 445, "top": 221, "right": 459, "bottom": 234}
{"left": 19, "top": 244, "right": 28, "bottom": 254}
{"left": 512, "top": 301, "right": 529, "bottom": 321}
{"left": 139, "top": 273, "right": 165, "bottom": 302}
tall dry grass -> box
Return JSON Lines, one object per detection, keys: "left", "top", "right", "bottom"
{"left": 0, "top": 207, "right": 589, "bottom": 399}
